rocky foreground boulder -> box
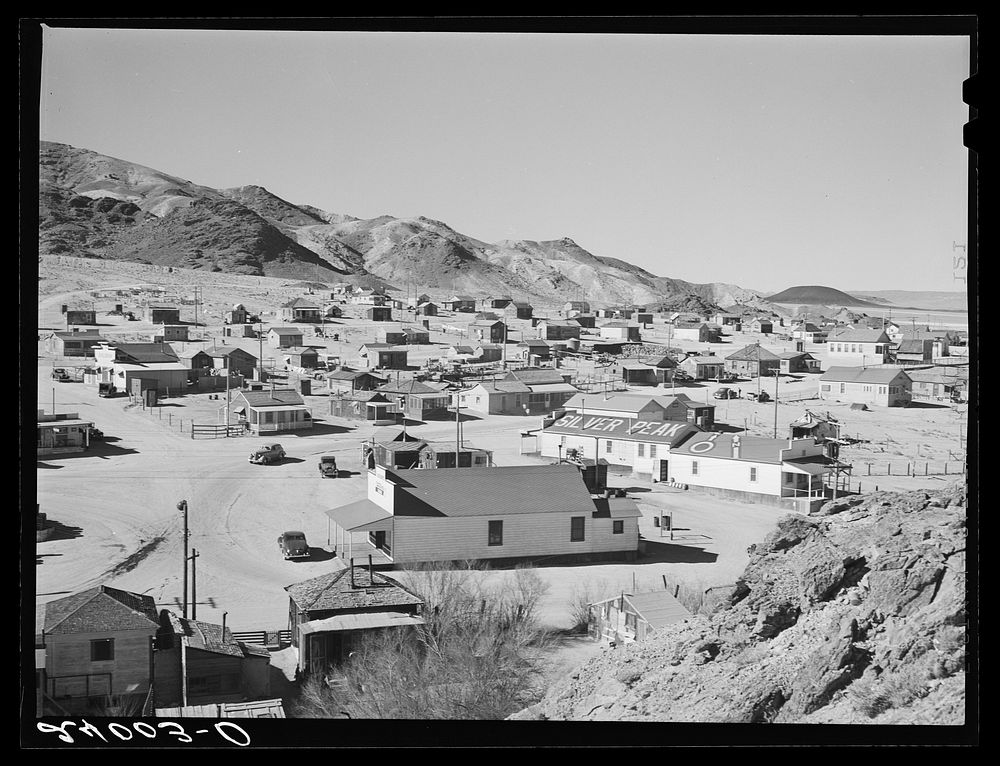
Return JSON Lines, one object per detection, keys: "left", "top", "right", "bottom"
{"left": 512, "top": 485, "right": 968, "bottom": 724}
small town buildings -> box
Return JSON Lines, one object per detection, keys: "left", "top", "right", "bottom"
{"left": 415, "top": 293, "right": 431, "bottom": 305}
{"left": 819, "top": 367, "right": 912, "bottom": 407}
{"left": 325, "top": 464, "right": 641, "bottom": 567}
{"left": 600, "top": 322, "right": 642, "bottom": 342}
{"left": 204, "top": 346, "right": 258, "bottom": 377}
{"left": 895, "top": 339, "right": 936, "bottom": 365}
{"left": 588, "top": 590, "right": 692, "bottom": 645}
{"left": 155, "top": 325, "right": 189, "bottom": 342}
{"left": 444, "top": 295, "right": 477, "bottom": 312}
{"left": 746, "top": 317, "right": 774, "bottom": 334}
{"left": 359, "top": 343, "right": 409, "bottom": 370}
{"left": 38, "top": 585, "right": 159, "bottom": 712}
{"left": 678, "top": 355, "right": 726, "bottom": 380}
{"left": 94, "top": 342, "right": 179, "bottom": 366}
{"left": 282, "top": 346, "right": 321, "bottom": 370}
{"left": 538, "top": 414, "right": 701, "bottom": 481}
{"left": 445, "top": 344, "right": 477, "bottom": 361}
{"left": 725, "top": 344, "right": 781, "bottom": 378}
{"left": 349, "top": 288, "right": 383, "bottom": 305}
{"left": 325, "top": 368, "right": 387, "bottom": 394}
{"left": 791, "top": 323, "right": 828, "bottom": 343}
{"left": 475, "top": 311, "right": 502, "bottom": 322}
{"left": 366, "top": 433, "right": 493, "bottom": 470}
{"left": 65, "top": 309, "right": 97, "bottom": 326}
{"left": 153, "top": 611, "right": 271, "bottom": 708}
{"left": 223, "top": 324, "right": 258, "bottom": 339}
{"left": 475, "top": 343, "right": 503, "bottom": 362}
{"left": 145, "top": 305, "right": 181, "bottom": 324}
{"left": 668, "top": 433, "right": 842, "bottom": 506}
{"left": 330, "top": 391, "right": 398, "bottom": 424}
{"left": 778, "top": 351, "right": 820, "bottom": 374}
{"left": 267, "top": 327, "right": 304, "bottom": 349}
{"left": 907, "top": 368, "right": 967, "bottom": 401}
{"left": 563, "top": 301, "right": 591, "bottom": 316}
{"left": 325, "top": 304, "right": 344, "bottom": 319}
{"left": 712, "top": 312, "right": 741, "bottom": 326}
{"left": 568, "top": 315, "right": 598, "bottom": 329}
{"left": 37, "top": 410, "right": 96, "bottom": 455}
{"left": 332, "top": 283, "right": 354, "bottom": 296}
{"left": 484, "top": 296, "right": 513, "bottom": 309}
{"left": 375, "top": 327, "right": 408, "bottom": 345}
{"left": 615, "top": 355, "right": 677, "bottom": 386}
{"left": 824, "top": 329, "right": 892, "bottom": 367}
{"left": 788, "top": 410, "right": 841, "bottom": 445}
{"left": 377, "top": 379, "right": 452, "bottom": 420}
{"left": 47, "top": 330, "right": 106, "bottom": 357}
{"left": 224, "top": 304, "right": 249, "bottom": 325}
{"left": 470, "top": 319, "right": 507, "bottom": 344}
{"left": 560, "top": 392, "right": 714, "bottom": 429}
{"left": 505, "top": 301, "right": 534, "bottom": 320}
{"left": 515, "top": 338, "right": 552, "bottom": 364}
{"left": 415, "top": 301, "right": 439, "bottom": 316}
{"left": 285, "top": 567, "right": 425, "bottom": 675}
{"left": 538, "top": 320, "right": 582, "bottom": 341}
{"left": 229, "top": 388, "right": 313, "bottom": 433}
{"left": 671, "top": 322, "right": 716, "bottom": 343}
{"left": 365, "top": 306, "right": 393, "bottom": 322}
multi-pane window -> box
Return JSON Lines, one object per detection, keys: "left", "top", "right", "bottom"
{"left": 637, "top": 443, "right": 645, "bottom": 457}
{"left": 750, "top": 466, "right": 758, "bottom": 482}
{"left": 488, "top": 520, "right": 503, "bottom": 546}
{"left": 570, "top": 516, "right": 585, "bottom": 542}
{"left": 691, "top": 461, "right": 699, "bottom": 476}
{"left": 649, "top": 445, "right": 657, "bottom": 459}
{"left": 606, "top": 440, "right": 613, "bottom": 453}
{"left": 612, "top": 520, "right": 624, "bottom": 535}
{"left": 90, "top": 639, "right": 115, "bottom": 662}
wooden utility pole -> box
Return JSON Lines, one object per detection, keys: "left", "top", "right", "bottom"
{"left": 773, "top": 370, "right": 779, "bottom": 439}
{"left": 177, "top": 500, "right": 190, "bottom": 618}
{"left": 188, "top": 549, "right": 200, "bottom": 619}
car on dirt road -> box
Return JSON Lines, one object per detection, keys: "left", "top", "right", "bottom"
{"left": 318, "top": 455, "right": 339, "bottom": 478}
{"left": 713, "top": 387, "right": 739, "bottom": 399}
{"left": 51, "top": 368, "right": 72, "bottom": 382}
{"left": 249, "top": 443, "right": 286, "bottom": 464}
{"left": 277, "top": 531, "right": 310, "bottom": 560}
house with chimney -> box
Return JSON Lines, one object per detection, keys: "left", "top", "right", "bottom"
{"left": 359, "top": 343, "right": 409, "bottom": 370}
{"left": 725, "top": 344, "right": 781, "bottom": 378}
{"left": 668, "top": 433, "right": 844, "bottom": 508}
{"left": 415, "top": 301, "right": 439, "bottom": 316}
{"left": 48, "top": 330, "right": 107, "bottom": 357}
{"left": 153, "top": 611, "right": 271, "bottom": 708}
{"left": 678, "top": 354, "right": 726, "bottom": 381}
{"left": 285, "top": 566, "right": 425, "bottom": 676}
{"left": 515, "top": 338, "right": 552, "bottom": 364}
{"left": 469, "top": 319, "right": 507, "bottom": 344}
{"left": 376, "top": 379, "right": 452, "bottom": 420}
{"left": 280, "top": 297, "right": 323, "bottom": 323}
{"left": 323, "top": 464, "right": 641, "bottom": 569}
{"left": 36, "top": 585, "right": 160, "bottom": 714}
{"left": 329, "top": 391, "right": 398, "bottom": 424}
{"left": 93, "top": 342, "right": 187, "bottom": 394}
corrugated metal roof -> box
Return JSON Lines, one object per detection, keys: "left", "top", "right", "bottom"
{"left": 300, "top": 611, "right": 425, "bottom": 635}
{"left": 820, "top": 366, "right": 912, "bottom": 384}
{"left": 391, "top": 464, "right": 596, "bottom": 517}
{"left": 624, "top": 591, "right": 692, "bottom": 630}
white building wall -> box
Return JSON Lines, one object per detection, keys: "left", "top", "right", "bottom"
{"left": 391, "top": 512, "right": 639, "bottom": 564}
{"left": 668, "top": 454, "right": 785, "bottom": 496}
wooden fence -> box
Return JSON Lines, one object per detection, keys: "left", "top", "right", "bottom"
{"left": 191, "top": 423, "right": 247, "bottom": 439}
{"left": 861, "top": 461, "right": 965, "bottom": 477}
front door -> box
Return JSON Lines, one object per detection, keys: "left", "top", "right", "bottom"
{"left": 659, "top": 460, "right": 669, "bottom": 482}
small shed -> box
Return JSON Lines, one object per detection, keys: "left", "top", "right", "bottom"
{"left": 588, "top": 589, "right": 691, "bottom": 644}
{"left": 366, "top": 306, "right": 393, "bottom": 322}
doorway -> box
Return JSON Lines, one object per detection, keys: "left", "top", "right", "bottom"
{"left": 659, "top": 460, "right": 669, "bottom": 482}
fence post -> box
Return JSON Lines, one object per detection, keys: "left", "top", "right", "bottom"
{"left": 867, "top": 463, "right": 871, "bottom": 476}
{"left": 888, "top": 464, "right": 891, "bottom": 475}
{"left": 925, "top": 462, "right": 928, "bottom": 476}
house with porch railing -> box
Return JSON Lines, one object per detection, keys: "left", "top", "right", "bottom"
{"left": 229, "top": 388, "right": 313, "bottom": 433}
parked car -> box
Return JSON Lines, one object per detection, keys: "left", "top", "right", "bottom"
{"left": 747, "top": 391, "right": 771, "bottom": 403}
{"left": 98, "top": 382, "right": 121, "bottom": 397}
{"left": 89, "top": 427, "right": 104, "bottom": 440}
{"left": 51, "top": 368, "right": 72, "bottom": 382}
{"left": 249, "top": 443, "right": 286, "bottom": 464}
{"left": 318, "top": 455, "right": 339, "bottom": 478}
{"left": 713, "top": 387, "right": 738, "bottom": 400}
{"left": 277, "top": 531, "right": 310, "bottom": 560}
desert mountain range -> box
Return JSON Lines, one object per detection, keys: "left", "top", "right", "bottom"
{"left": 38, "top": 141, "right": 765, "bottom": 309}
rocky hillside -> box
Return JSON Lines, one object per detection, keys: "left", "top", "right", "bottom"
{"left": 38, "top": 141, "right": 765, "bottom": 306}
{"left": 513, "top": 485, "right": 967, "bottom": 724}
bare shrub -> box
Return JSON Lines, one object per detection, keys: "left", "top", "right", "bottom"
{"left": 292, "top": 561, "right": 551, "bottom": 720}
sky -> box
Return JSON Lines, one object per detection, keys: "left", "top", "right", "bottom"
{"left": 36, "top": 25, "right": 972, "bottom": 294}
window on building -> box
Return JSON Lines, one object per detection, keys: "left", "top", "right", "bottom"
{"left": 90, "top": 638, "right": 115, "bottom": 662}
{"left": 840, "top": 383, "right": 846, "bottom": 394}
{"left": 488, "top": 520, "right": 503, "bottom": 546}
{"left": 649, "top": 445, "right": 657, "bottom": 459}
{"left": 613, "top": 520, "right": 624, "bottom": 535}
{"left": 637, "top": 443, "right": 645, "bottom": 457}
{"left": 570, "top": 516, "right": 585, "bottom": 542}
{"left": 691, "top": 461, "right": 699, "bottom": 475}
{"left": 606, "top": 440, "right": 613, "bottom": 453}
{"left": 750, "top": 466, "right": 758, "bottom": 482}
{"left": 821, "top": 384, "right": 831, "bottom": 391}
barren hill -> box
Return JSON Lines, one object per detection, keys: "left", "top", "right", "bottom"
{"left": 512, "top": 485, "right": 967, "bottom": 724}
{"left": 38, "top": 141, "right": 768, "bottom": 306}
{"left": 767, "top": 285, "right": 885, "bottom": 308}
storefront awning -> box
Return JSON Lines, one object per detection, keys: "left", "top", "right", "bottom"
{"left": 325, "top": 499, "right": 393, "bottom": 533}
{"left": 299, "top": 611, "right": 425, "bottom": 636}
{"left": 782, "top": 458, "right": 835, "bottom": 476}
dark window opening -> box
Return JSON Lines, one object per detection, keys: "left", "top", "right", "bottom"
{"left": 90, "top": 639, "right": 115, "bottom": 662}
{"left": 571, "top": 516, "right": 585, "bottom": 542}
{"left": 488, "top": 520, "right": 503, "bottom": 546}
